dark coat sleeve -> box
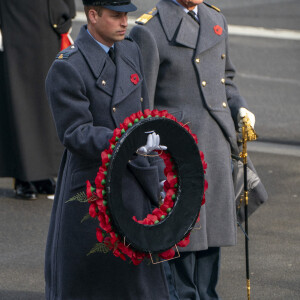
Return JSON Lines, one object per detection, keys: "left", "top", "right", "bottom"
{"left": 48, "top": 0, "right": 76, "bottom": 34}
{"left": 46, "top": 59, "right": 113, "bottom": 160}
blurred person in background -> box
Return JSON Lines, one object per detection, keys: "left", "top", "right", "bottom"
{"left": 0, "top": 0, "right": 75, "bottom": 199}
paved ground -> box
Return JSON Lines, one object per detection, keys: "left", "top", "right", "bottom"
{"left": 1, "top": 150, "right": 300, "bottom": 299}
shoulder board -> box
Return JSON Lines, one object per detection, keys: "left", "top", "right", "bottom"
{"left": 125, "top": 36, "right": 133, "bottom": 42}
{"left": 204, "top": 2, "right": 221, "bottom": 12}
{"left": 135, "top": 7, "right": 157, "bottom": 25}
{"left": 56, "top": 45, "right": 77, "bottom": 60}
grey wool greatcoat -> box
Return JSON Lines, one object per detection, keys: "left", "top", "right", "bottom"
{"left": 130, "top": 0, "right": 250, "bottom": 251}
{"left": 45, "top": 26, "right": 169, "bottom": 300}
{"left": 0, "top": 0, "right": 75, "bottom": 181}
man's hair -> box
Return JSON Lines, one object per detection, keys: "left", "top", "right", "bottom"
{"left": 84, "top": 6, "right": 103, "bottom": 21}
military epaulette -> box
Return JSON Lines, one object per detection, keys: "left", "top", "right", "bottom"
{"left": 204, "top": 2, "right": 221, "bottom": 12}
{"left": 135, "top": 7, "right": 157, "bottom": 25}
{"left": 125, "top": 36, "right": 133, "bottom": 42}
{"left": 56, "top": 45, "right": 77, "bottom": 60}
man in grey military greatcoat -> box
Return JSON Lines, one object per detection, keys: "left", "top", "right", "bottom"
{"left": 45, "top": 1, "right": 170, "bottom": 299}
{"left": 130, "top": 0, "right": 256, "bottom": 299}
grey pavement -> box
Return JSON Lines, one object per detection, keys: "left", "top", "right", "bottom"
{"left": 1, "top": 150, "right": 300, "bottom": 299}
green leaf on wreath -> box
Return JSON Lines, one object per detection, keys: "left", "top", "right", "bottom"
{"left": 87, "top": 243, "right": 110, "bottom": 256}
{"left": 81, "top": 213, "right": 92, "bottom": 223}
{"left": 65, "top": 191, "right": 88, "bottom": 203}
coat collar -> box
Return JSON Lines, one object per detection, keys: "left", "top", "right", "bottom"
{"left": 75, "top": 25, "right": 107, "bottom": 78}
{"left": 75, "top": 26, "right": 142, "bottom": 105}
{"left": 196, "top": 3, "right": 228, "bottom": 54}
{"left": 157, "top": 0, "right": 227, "bottom": 53}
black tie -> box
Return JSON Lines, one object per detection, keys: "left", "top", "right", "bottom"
{"left": 108, "top": 47, "right": 115, "bottom": 64}
{"left": 187, "top": 10, "right": 199, "bottom": 24}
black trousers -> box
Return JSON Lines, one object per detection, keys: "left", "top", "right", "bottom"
{"left": 167, "top": 247, "right": 221, "bottom": 300}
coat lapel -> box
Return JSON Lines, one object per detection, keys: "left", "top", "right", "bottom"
{"left": 76, "top": 26, "right": 116, "bottom": 96}
{"left": 157, "top": 0, "right": 199, "bottom": 49}
{"left": 76, "top": 26, "right": 106, "bottom": 79}
{"left": 195, "top": 3, "right": 228, "bottom": 54}
{"left": 111, "top": 42, "right": 143, "bottom": 106}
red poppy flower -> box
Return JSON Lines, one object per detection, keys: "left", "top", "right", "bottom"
{"left": 177, "top": 233, "right": 191, "bottom": 247}
{"left": 109, "top": 232, "right": 119, "bottom": 244}
{"left": 152, "top": 208, "right": 167, "bottom": 219}
{"left": 167, "top": 172, "right": 178, "bottom": 187}
{"left": 89, "top": 202, "right": 98, "bottom": 218}
{"left": 158, "top": 248, "right": 175, "bottom": 260}
{"left": 214, "top": 25, "right": 223, "bottom": 35}
{"left": 130, "top": 73, "right": 139, "bottom": 85}
{"left": 96, "top": 228, "right": 104, "bottom": 243}
{"left": 86, "top": 180, "right": 93, "bottom": 198}
{"left": 120, "top": 117, "right": 132, "bottom": 130}
{"left": 135, "top": 111, "right": 144, "bottom": 120}
{"left": 101, "top": 150, "right": 111, "bottom": 165}
{"left": 143, "top": 109, "right": 152, "bottom": 118}
{"left": 95, "top": 170, "right": 106, "bottom": 188}
{"left": 158, "top": 110, "right": 169, "bottom": 118}
{"left": 151, "top": 109, "right": 160, "bottom": 116}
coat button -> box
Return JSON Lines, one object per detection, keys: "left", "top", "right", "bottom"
{"left": 71, "top": 45, "right": 75, "bottom": 48}
{"left": 140, "top": 97, "right": 143, "bottom": 102}
{"left": 112, "top": 107, "right": 116, "bottom": 112}
{"left": 195, "top": 58, "right": 200, "bottom": 63}
{"left": 221, "top": 78, "right": 225, "bottom": 84}
{"left": 102, "top": 80, "right": 106, "bottom": 86}
{"left": 221, "top": 54, "right": 226, "bottom": 59}
{"left": 222, "top": 102, "right": 227, "bottom": 108}
{"left": 53, "top": 24, "right": 58, "bottom": 28}
{"left": 202, "top": 81, "right": 207, "bottom": 87}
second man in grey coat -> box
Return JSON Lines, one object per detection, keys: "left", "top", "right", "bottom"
{"left": 130, "top": 0, "right": 256, "bottom": 299}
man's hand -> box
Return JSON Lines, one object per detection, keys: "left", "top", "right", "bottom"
{"left": 137, "top": 132, "right": 167, "bottom": 154}
{"left": 237, "top": 107, "right": 255, "bottom": 132}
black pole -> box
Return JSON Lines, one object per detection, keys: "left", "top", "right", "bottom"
{"left": 244, "top": 161, "right": 250, "bottom": 300}
{"left": 242, "top": 120, "right": 252, "bottom": 300}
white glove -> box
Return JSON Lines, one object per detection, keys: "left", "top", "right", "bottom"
{"left": 237, "top": 107, "right": 255, "bottom": 132}
{"left": 137, "top": 132, "right": 167, "bottom": 154}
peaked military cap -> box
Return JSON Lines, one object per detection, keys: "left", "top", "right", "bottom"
{"left": 82, "top": 0, "right": 137, "bottom": 12}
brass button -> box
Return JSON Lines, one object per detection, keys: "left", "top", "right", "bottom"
{"left": 195, "top": 58, "right": 200, "bottom": 63}
{"left": 202, "top": 81, "right": 207, "bottom": 87}
{"left": 112, "top": 107, "right": 116, "bottom": 112}
{"left": 53, "top": 24, "right": 58, "bottom": 28}
{"left": 221, "top": 54, "right": 226, "bottom": 59}
{"left": 102, "top": 80, "right": 106, "bottom": 86}
{"left": 140, "top": 97, "right": 143, "bottom": 102}
{"left": 221, "top": 78, "right": 225, "bottom": 84}
{"left": 222, "top": 102, "right": 227, "bottom": 108}
{"left": 58, "top": 54, "right": 63, "bottom": 59}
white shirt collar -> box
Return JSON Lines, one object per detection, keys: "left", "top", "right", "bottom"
{"left": 172, "top": 0, "right": 198, "bottom": 16}
{"left": 87, "top": 29, "right": 114, "bottom": 53}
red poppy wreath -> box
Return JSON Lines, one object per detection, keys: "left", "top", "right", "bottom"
{"left": 86, "top": 109, "right": 207, "bottom": 265}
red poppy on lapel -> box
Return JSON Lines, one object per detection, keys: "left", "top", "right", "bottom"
{"left": 214, "top": 25, "right": 223, "bottom": 35}
{"left": 130, "top": 73, "right": 139, "bottom": 85}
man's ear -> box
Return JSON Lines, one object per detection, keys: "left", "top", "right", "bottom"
{"left": 88, "top": 9, "right": 99, "bottom": 24}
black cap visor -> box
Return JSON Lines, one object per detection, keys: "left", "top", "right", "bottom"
{"left": 103, "top": 2, "right": 137, "bottom": 12}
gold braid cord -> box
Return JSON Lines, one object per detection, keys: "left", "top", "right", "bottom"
{"left": 240, "top": 115, "right": 257, "bottom": 164}
{"left": 243, "top": 116, "right": 257, "bottom": 142}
